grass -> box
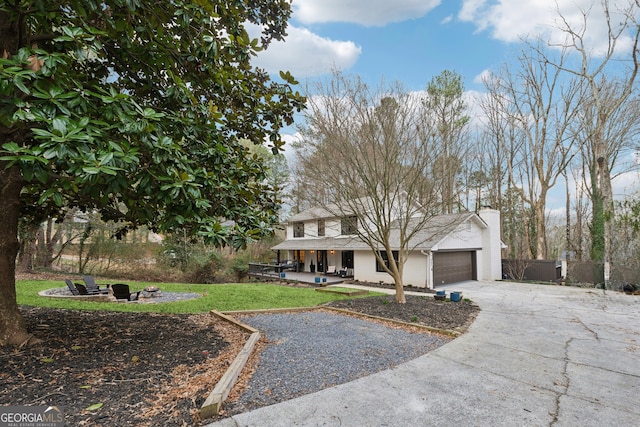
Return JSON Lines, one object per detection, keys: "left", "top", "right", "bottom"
{"left": 16, "top": 280, "right": 378, "bottom": 314}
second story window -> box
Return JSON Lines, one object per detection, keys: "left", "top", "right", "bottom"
{"left": 293, "top": 222, "right": 304, "bottom": 238}
{"left": 341, "top": 216, "right": 357, "bottom": 235}
{"left": 318, "top": 220, "right": 325, "bottom": 237}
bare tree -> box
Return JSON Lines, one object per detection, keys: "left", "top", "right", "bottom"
{"left": 574, "top": 78, "right": 640, "bottom": 265}
{"left": 550, "top": 0, "right": 640, "bottom": 286}
{"left": 294, "top": 71, "right": 457, "bottom": 303}
{"left": 483, "top": 44, "right": 583, "bottom": 259}
{"left": 478, "top": 76, "right": 519, "bottom": 249}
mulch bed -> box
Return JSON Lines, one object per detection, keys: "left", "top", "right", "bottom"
{"left": 325, "top": 293, "right": 479, "bottom": 333}
{"left": 0, "top": 308, "right": 249, "bottom": 426}
{"left": 1, "top": 287, "right": 479, "bottom": 426}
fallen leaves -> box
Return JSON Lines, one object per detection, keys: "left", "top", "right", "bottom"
{"left": 1, "top": 308, "right": 236, "bottom": 426}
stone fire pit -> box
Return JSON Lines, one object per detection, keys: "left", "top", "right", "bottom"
{"left": 139, "top": 286, "right": 162, "bottom": 299}
{"left": 40, "top": 286, "right": 202, "bottom": 304}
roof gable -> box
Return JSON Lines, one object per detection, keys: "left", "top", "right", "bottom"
{"left": 401, "top": 212, "right": 484, "bottom": 250}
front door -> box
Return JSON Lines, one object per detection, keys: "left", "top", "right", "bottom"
{"left": 341, "top": 250, "right": 354, "bottom": 277}
{"left": 317, "top": 250, "right": 327, "bottom": 273}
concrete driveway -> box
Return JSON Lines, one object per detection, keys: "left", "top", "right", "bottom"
{"left": 207, "top": 281, "right": 640, "bottom": 427}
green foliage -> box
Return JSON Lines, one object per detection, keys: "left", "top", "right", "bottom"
{"left": 617, "top": 197, "right": 640, "bottom": 234}
{"left": 229, "top": 253, "right": 251, "bottom": 281}
{"left": 590, "top": 190, "right": 605, "bottom": 262}
{"left": 184, "top": 251, "right": 225, "bottom": 284}
{"left": 1, "top": 0, "right": 306, "bottom": 248}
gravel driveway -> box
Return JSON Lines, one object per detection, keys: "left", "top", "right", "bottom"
{"left": 223, "top": 310, "right": 449, "bottom": 415}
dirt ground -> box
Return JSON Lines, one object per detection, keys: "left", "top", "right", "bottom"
{"left": 1, "top": 279, "right": 478, "bottom": 426}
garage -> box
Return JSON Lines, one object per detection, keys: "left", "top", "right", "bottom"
{"left": 433, "top": 251, "right": 476, "bottom": 286}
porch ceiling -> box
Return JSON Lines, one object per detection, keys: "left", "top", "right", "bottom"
{"left": 272, "top": 236, "right": 367, "bottom": 251}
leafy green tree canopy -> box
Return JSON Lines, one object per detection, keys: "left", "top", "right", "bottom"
{"left": 0, "top": 0, "right": 304, "bottom": 346}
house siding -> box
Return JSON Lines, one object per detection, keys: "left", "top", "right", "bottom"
{"left": 275, "top": 207, "right": 503, "bottom": 287}
{"left": 434, "top": 222, "right": 483, "bottom": 251}
{"left": 354, "top": 250, "right": 428, "bottom": 288}
{"left": 286, "top": 218, "right": 343, "bottom": 239}
{"left": 478, "top": 208, "right": 502, "bottom": 281}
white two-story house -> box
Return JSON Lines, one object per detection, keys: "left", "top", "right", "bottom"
{"left": 272, "top": 204, "right": 503, "bottom": 288}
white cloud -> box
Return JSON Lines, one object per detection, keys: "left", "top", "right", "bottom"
{"left": 248, "top": 24, "right": 361, "bottom": 78}
{"left": 293, "top": 0, "right": 441, "bottom": 26}
{"left": 280, "top": 132, "right": 302, "bottom": 162}
{"left": 473, "top": 69, "right": 492, "bottom": 85}
{"left": 613, "top": 171, "right": 640, "bottom": 198}
{"left": 458, "top": 0, "right": 638, "bottom": 56}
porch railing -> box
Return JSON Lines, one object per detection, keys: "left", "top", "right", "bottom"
{"left": 248, "top": 262, "right": 284, "bottom": 279}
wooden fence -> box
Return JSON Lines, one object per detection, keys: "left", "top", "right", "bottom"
{"left": 501, "top": 259, "right": 561, "bottom": 283}
{"left": 503, "top": 259, "right": 639, "bottom": 287}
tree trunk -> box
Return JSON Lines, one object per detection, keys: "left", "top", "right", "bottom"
{"left": 575, "top": 191, "right": 583, "bottom": 261}
{"left": 0, "top": 163, "right": 31, "bottom": 346}
{"left": 520, "top": 198, "right": 533, "bottom": 259}
{"left": 391, "top": 266, "right": 406, "bottom": 304}
{"left": 595, "top": 140, "right": 614, "bottom": 287}
{"left": 39, "top": 218, "right": 61, "bottom": 269}
{"left": 564, "top": 170, "right": 571, "bottom": 259}
{"left": 534, "top": 200, "right": 547, "bottom": 260}
{"left": 387, "top": 253, "right": 406, "bottom": 303}
{"left": 590, "top": 123, "right": 614, "bottom": 286}
{"left": 17, "top": 222, "right": 39, "bottom": 272}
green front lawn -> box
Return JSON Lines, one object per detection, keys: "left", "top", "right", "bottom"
{"left": 16, "top": 280, "right": 379, "bottom": 314}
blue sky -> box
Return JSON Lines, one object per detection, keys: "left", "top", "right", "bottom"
{"left": 246, "top": 0, "right": 640, "bottom": 208}
{"left": 250, "top": 0, "right": 631, "bottom": 93}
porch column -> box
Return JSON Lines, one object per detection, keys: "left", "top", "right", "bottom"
{"left": 422, "top": 250, "right": 433, "bottom": 289}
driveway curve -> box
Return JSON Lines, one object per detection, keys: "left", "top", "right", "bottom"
{"left": 208, "top": 281, "right": 640, "bottom": 427}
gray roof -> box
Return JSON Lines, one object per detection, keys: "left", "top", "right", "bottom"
{"left": 272, "top": 212, "right": 486, "bottom": 251}
{"left": 285, "top": 197, "right": 376, "bottom": 223}
{"left": 403, "top": 212, "right": 484, "bottom": 249}
{"left": 272, "top": 236, "right": 368, "bottom": 251}
{"left": 286, "top": 206, "right": 336, "bottom": 222}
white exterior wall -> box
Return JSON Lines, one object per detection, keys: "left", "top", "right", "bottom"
{"left": 478, "top": 208, "right": 502, "bottom": 280}
{"left": 353, "top": 250, "right": 428, "bottom": 288}
{"left": 475, "top": 250, "right": 484, "bottom": 282}
{"left": 307, "top": 221, "right": 318, "bottom": 238}
{"left": 435, "top": 221, "right": 483, "bottom": 251}
{"left": 326, "top": 251, "right": 340, "bottom": 268}
{"left": 353, "top": 251, "right": 375, "bottom": 282}
{"left": 403, "top": 253, "right": 428, "bottom": 288}
{"left": 286, "top": 218, "right": 342, "bottom": 239}
{"left": 281, "top": 208, "right": 503, "bottom": 285}
{"left": 326, "top": 219, "right": 341, "bottom": 237}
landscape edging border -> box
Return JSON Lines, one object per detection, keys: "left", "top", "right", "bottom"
{"left": 319, "top": 306, "right": 462, "bottom": 337}
{"left": 199, "top": 310, "right": 260, "bottom": 419}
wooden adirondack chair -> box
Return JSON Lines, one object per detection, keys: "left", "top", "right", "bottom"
{"left": 111, "top": 283, "right": 140, "bottom": 301}
{"left": 83, "top": 276, "right": 110, "bottom": 295}
{"left": 64, "top": 279, "right": 81, "bottom": 296}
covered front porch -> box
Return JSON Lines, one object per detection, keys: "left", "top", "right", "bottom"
{"left": 271, "top": 241, "right": 357, "bottom": 276}
{"left": 248, "top": 263, "right": 347, "bottom": 285}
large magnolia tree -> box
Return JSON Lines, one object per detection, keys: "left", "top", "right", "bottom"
{"left": 0, "top": 0, "right": 305, "bottom": 346}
